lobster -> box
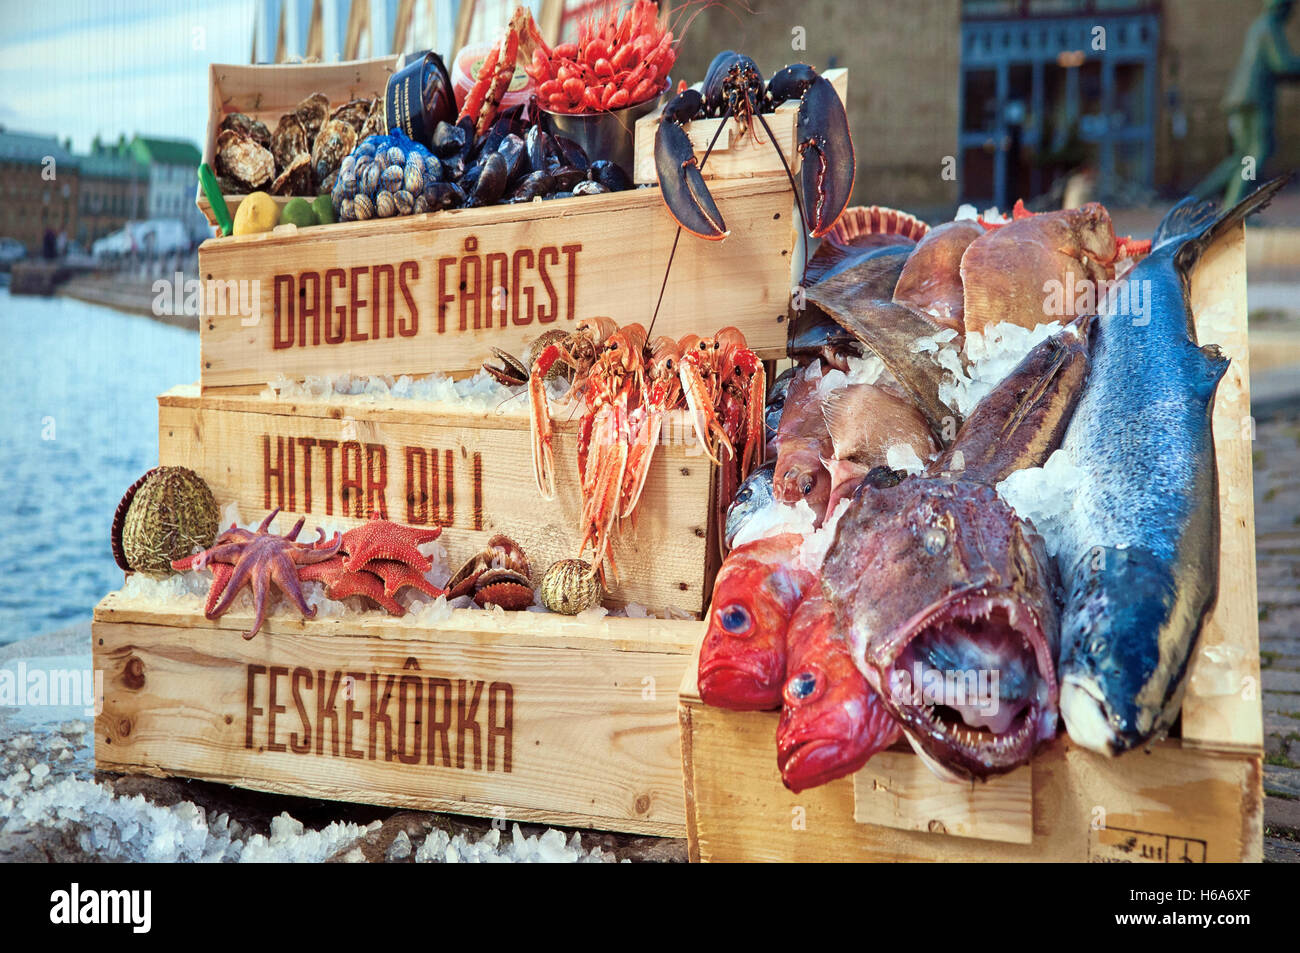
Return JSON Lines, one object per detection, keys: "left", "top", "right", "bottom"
{"left": 654, "top": 52, "right": 855, "bottom": 243}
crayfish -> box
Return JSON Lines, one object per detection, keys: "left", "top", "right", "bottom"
{"left": 514, "top": 321, "right": 764, "bottom": 580}
{"left": 654, "top": 52, "right": 855, "bottom": 242}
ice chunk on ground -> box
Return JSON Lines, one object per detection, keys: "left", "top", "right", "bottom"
{"left": 886, "top": 443, "right": 926, "bottom": 475}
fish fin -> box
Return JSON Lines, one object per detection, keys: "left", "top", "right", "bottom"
{"left": 1169, "top": 175, "right": 1291, "bottom": 266}
{"left": 1198, "top": 343, "right": 1231, "bottom": 395}
{"left": 1151, "top": 196, "right": 1219, "bottom": 250}
{"left": 821, "top": 385, "right": 867, "bottom": 460}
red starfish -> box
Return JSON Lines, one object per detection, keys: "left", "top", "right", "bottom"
{"left": 339, "top": 520, "right": 442, "bottom": 574}
{"left": 299, "top": 556, "right": 405, "bottom": 614}
{"left": 170, "top": 509, "right": 342, "bottom": 640}
{"left": 365, "top": 559, "right": 446, "bottom": 600}
{"left": 173, "top": 553, "right": 235, "bottom": 617}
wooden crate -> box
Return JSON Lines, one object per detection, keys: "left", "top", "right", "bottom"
{"left": 198, "top": 57, "right": 398, "bottom": 227}
{"left": 197, "top": 177, "right": 793, "bottom": 389}
{"left": 678, "top": 224, "right": 1263, "bottom": 862}
{"left": 631, "top": 69, "right": 849, "bottom": 185}
{"left": 157, "top": 384, "right": 720, "bottom": 617}
{"left": 93, "top": 592, "right": 704, "bottom": 836}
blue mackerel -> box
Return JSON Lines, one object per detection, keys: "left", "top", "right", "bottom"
{"left": 1056, "top": 177, "right": 1287, "bottom": 755}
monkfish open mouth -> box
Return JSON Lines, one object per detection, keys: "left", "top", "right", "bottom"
{"left": 884, "top": 591, "right": 1057, "bottom": 779}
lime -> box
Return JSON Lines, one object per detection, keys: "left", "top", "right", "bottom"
{"left": 232, "top": 192, "right": 280, "bottom": 235}
{"left": 280, "top": 197, "right": 318, "bottom": 229}
{"left": 311, "top": 194, "right": 336, "bottom": 225}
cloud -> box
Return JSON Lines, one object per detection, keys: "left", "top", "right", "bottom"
{"left": 0, "top": 0, "right": 257, "bottom": 150}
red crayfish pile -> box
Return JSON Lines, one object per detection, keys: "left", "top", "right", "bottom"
{"left": 526, "top": 0, "right": 676, "bottom": 114}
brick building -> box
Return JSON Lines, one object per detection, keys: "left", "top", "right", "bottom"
{"left": 0, "top": 130, "right": 80, "bottom": 255}
{"left": 672, "top": 0, "right": 1300, "bottom": 217}
{"left": 76, "top": 137, "right": 149, "bottom": 247}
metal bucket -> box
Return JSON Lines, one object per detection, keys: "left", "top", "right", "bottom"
{"left": 384, "top": 51, "right": 456, "bottom": 150}
{"left": 539, "top": 84, "right": 668, "bottom": 179}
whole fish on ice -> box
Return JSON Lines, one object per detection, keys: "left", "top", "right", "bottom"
{"left": 1056, "top": 178, "right": 1286, "bottom": 756}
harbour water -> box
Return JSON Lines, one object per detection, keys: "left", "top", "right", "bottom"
{"left": 0, "top": 289, "right": 198, "bottom": 645}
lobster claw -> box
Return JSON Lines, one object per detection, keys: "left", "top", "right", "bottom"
{"left": 654, "top": 120, "right": 729, "bottom": 240}
{"left": 796, "top": 75, "right": 855, "bottom": 237}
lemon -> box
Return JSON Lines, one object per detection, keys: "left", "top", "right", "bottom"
{"left": 232, "top": 191, "right": 280, "bottom": 235}
{"left": 280, "top": 197, "right": 317, "bottom": 228}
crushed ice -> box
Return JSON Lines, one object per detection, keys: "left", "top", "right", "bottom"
{"left": 995, "top": 448, "right": 1086, "bottom": 557}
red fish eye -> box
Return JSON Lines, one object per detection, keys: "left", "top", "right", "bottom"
{"left": 718, "top": 604, "right": 752, "bottom": 636}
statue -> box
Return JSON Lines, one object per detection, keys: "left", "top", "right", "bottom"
{"left": 1197, "top": 0, "right": 1300, "bottom": 205}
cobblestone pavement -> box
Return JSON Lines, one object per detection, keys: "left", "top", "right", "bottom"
{"left": 1256, "top": 412, "right": 1300, "bottom": 863}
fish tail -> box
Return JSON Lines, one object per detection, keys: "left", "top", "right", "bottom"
{"left": 1158, "top": 175, "right": 1290, "bottom": 264}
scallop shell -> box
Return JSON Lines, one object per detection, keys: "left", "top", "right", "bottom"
{"left": 220, "top": 112, "right": 271, "bottom": 148}
{"left": 270, "top": 153, "right": 315, "bottom": 195}
{"left": 353, "top": 193, "right": 375, "bottom": 219}
{"left": 384, "top": 144, "right": 407, "bottom": 168}
{"left": 293, "top": 92, "right": 330, "bottom": 141}
{"left": 825, "top": 205, "right": 930, "bottom": 250}
{"left": 111, "top": 468, "right": 158, "bottom": 571}
{"left": 271, "top": 114, "right": 309, "bottom": 171}
{"left": 311, "top": 119, "right": 358, "bottom": 182}
{"left": 121, "top": 466, "right": 219, "bottom": 577}
{"left": 215, "top": 129, "right": 274, "bottom": 191}
{"left": 539, "top": 559, "right": 602, "bottom": 614}
{"left": 375, "top": 191, "right": 397, "bottom": 218}
{"left": 360, "top": 163, "right": 381, "bottom": 196}
{"left": 394, "top": 190, "right": 414, "bottom": 215}
{"left": 339, "top": 197, "right": 355, "bottom": 221}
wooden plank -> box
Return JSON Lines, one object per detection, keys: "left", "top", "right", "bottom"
{"left": 198, "top": 57, "right": 399, "bottom": 226}
{"left": 632, "top": 69, "right": 848, "bottom": 186}
{"left": 680, "top": 700, "right": 1260, "bottom": 862}
{"left": 96, "top": 590, "right": 703, "bottom": 654}
{"left": 1183, "top": 222, "right": 1263, "bottom": 753}
{"left": 156, "top": 389, "right": 717, "bottom": 615}
{"left": 197, "top": 178, "right": 792, "bottom": 387}
{"left": 94, "top": 602, "right": 701, "bottom": 836}
{"left": 852, "top": 752, "right": 1033, "bottom": 844}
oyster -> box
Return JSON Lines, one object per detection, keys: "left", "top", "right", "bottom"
{"left": 271, "top": 113, "right": 309, "bottom": 171}
{"left": 219, "top": 112, "right": 271, "bottom": 147}
{"left": 331, "top": 98, "right": 375, "bottom": 132}
{"left": 294, "top": 92, "right": 330, "bottom": 140}
{"left": 215, "top": 129, "right": 273, "bottom": 191}
{"left": 311, "top": 118, "right": 357, "bottom": 182}
{"left": 359, "top": 99, "right": 386, "bottom": 140}
{"left": 270, "top": 153, "right": 315, "bottom": 195}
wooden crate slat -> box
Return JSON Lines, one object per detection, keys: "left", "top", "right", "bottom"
{"left": 198, "top": 57, "right": 399, "bottom": 225}
{"left": 198, "top": 178, "right": 792, "bottom": 388}
{"left": 1182, "top": 224, "right": 1263, "bottom": 753}
{"left": 156, "top": 387, "right": 717, "bottom": 615}
{"left": 95, "top": 600, "right": 701, "bottom": 836}
{"left": 852, "top": 752, "right": 1032, "bottom": 844}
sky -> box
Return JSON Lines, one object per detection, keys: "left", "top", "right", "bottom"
{"left": 0, "top": 0, "right": 258, "bottom": 152}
